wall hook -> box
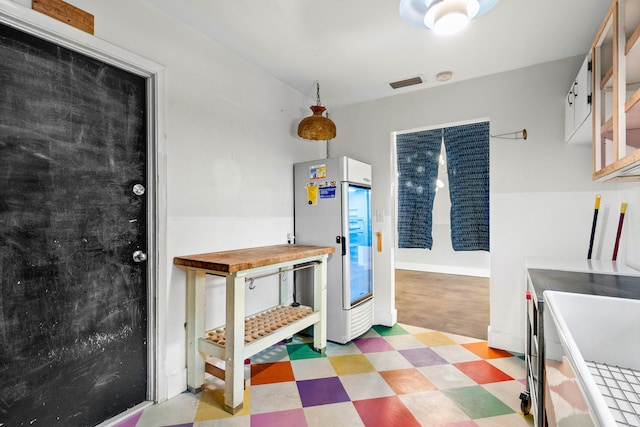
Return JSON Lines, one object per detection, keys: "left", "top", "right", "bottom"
{"left": 491, "top": 128, "right": 527, "bottom": 140}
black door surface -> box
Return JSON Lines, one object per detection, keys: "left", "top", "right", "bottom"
{"left": 0, "top": 22, "right": 148, "bottom": 426}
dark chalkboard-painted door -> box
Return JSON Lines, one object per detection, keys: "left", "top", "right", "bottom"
{"left": 0, "top": 22, "right": 148, "bottom": 426}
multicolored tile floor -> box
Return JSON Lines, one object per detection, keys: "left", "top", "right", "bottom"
{"left": 117, "top": 324, "right": 534, "bottom": 427}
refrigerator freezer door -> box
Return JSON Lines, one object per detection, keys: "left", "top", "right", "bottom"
{"left": 342, "top": 183, "right": 373, "bottom": 309}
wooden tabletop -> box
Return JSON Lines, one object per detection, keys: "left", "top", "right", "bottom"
{"left": 173, "top": 244, "right": 335, "bottom": 273}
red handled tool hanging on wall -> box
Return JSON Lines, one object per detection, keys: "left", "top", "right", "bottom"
{"left": 612, "top": 202, "right": 628, "bottom": 261}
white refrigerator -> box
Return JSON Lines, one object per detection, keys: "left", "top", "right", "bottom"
{"left": 293, "top": 157, "right": 374, "bottom": 344}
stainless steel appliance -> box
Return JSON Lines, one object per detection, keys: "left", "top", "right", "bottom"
{"left": 293, "top": 157, "right": 374, "bottom": 344}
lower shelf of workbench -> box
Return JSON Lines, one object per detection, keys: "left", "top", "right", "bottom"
{"left": 198, "top": 304, "right": 322, "bottom": 361}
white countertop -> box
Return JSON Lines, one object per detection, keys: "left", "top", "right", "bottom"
{"left": 525, "top": 257, "right": 640, "bottom": 276}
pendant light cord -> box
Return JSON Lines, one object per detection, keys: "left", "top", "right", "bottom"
{"left": 316, "top": 81, "right": 321, "bottom": 106}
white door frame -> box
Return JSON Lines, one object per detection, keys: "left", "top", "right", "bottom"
{"left": 0, "top": 0, "right": 168, "bottom": 407}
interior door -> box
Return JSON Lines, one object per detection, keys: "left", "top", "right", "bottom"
{"left": 0, "top": 22, "right": 148, "bottom": 426}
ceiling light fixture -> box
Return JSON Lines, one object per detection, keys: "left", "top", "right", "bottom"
{"left": 297, "top": 82, "right": 336, "bottom": 141}
{"left": 399, "top": 0, "right": 499, "bottom": 35}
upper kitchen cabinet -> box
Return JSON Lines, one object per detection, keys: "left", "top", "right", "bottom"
{"left": 592, "top": 0, "right": 640, "bottom": 181}
{"left": 565, "top": 55, "right": 592, "bottom": 144}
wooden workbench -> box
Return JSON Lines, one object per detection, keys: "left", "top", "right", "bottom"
{"left": 173, "top": 244, "right": 334, "bottom": 414}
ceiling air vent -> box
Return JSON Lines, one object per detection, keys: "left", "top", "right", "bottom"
{"left": 389, "top": 76, "right": 423, "bottom": 89}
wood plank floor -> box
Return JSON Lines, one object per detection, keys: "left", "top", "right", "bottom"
{"left": 395, "top": 269, "right": 490, "bottom": 340}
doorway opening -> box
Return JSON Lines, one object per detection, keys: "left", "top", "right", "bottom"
{"left": 392, "top": 120, "right": 490, "bottom": 339}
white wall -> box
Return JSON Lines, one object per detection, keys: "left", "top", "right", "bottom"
{"left": 331, "top": 56, "right": 640, "bottom": 354}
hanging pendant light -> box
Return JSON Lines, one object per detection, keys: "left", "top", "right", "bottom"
{"left": 297, "top": 82, "right": 336, "bottom": 141}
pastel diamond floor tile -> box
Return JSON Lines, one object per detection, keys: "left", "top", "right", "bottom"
{"left": 371, "top": 324, "right": 409, "bottom": 336}
{"left": 419, "top": 364, "right": 479, "bottom": 390}
{"left": 250, "top": 361, "right": 295, "bottom": 385}
{"left": 379, "top": 368, "right": 437, "bottom": 395}
{"left": 440, "top": 332, "right": 484, "bottom": 345}
{"left": 135, "top": 326, "right": 530, "bottom": 427}
{"left": 482, "top": 380, "right": 531, "bottom": 413}
{"left": 296, "top": 376, "right": 351, "bottom": 407}
{"left": 398, "top": 390, "right": 473, "bottom": 426}
{"left": 365, "top": 350, "right": 414, "bottom": 371}
{"left": 286, "top": 343, "right": 327, "bottom": 360}
{"left": 442, "top": 385, "right": 515, "bottom": 419}
{"left": 113, "top": 410, "right": 143, "bottom": 427}
{"left": 360, "top": 328, "right": 381, "bottom": 338}
{"left": 454, "top": 360, "right": 514, "bottom": 384}
{"left": 399, "top": 347, "right": 449, "bottom": 367}
{"left": 249, "top": 381, "right": 302, "bottom": 414}
{"left": 193, "top": 417, "right": 250, "bottom": 427}
{"left": 432, "top": 344, "right": 483, "bottom": 363}
{"left": 328, "top": 354, "right": 376, "bottom": 375}
{"left": 250, "top": 345, "right": 290, "bottom": 364}
{"left": 353, "top": 336, "right": 396, "bottom": 353}
{"left": 413, "top": 331, "right": 458, "bottom": 347}
{"left": 487, "top": 356, "right": 527, "bottom": 380}
{"left": 397, "top": 323, "right": 433, "bottom": 334}
{"left": 324, "top": 341, "right": 361, "bottom": 357}
{"left": 302, "top": 401, "right": 363, "bottom": 427}
{"left": 462, "top": 342, "right": 513, "bottom": 359}
{"left": 195, "top": 386, "right": 251, "bottom": 420}
{"left": 474, "top": 413, "right": 534, "bottom": 426}
{"left": 250, "top": 408, "right": 307, "bottom": 427}
{"left": 383, "top": 333, "right": 427, "bottom": 350}
{"left": 339, "top": 372, "right": 396, "bottom": 400}
{"left": 353, "top": 396, "right": 421, "bottom": 427}
{"left": 290, "top": 358, "right": 337, "bottom": 380}
{"left": 136, "top": 392, "right": 199, "bottom": 427}
{"left": 432, "top": 421, "right": 478, "bottom": 427}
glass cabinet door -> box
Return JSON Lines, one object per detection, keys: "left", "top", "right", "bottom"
{"left": 344, "top": 184, "right": 372, "bottom": 308}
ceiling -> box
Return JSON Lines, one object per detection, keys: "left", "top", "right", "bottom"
{"left": 145, "top": 0, "right": 611, "bottom": 107}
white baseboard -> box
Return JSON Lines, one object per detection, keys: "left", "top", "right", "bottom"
{"left": 395, "top": 262, "right": 490, "bottom": 278}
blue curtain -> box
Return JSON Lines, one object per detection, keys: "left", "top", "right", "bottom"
{"left": 443, "top": 122, "right": 490, "bottom": 251}
{"left": 396, "top": 122, "right": 490, "bottom": 252}
{"left": 396, "top": 129, "right": 442, "bottom": 249}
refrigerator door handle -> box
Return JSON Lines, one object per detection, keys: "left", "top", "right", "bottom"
{"left": 335, "top": 235, "right": 346, "bottom": 256}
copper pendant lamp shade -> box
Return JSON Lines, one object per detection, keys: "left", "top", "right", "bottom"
{"left": 297, "top": 82, "right": 336, "bottom": 141}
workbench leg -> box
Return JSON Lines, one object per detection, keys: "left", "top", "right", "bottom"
{"left": 186, "top": 269, "right": 206, "bottom": 393}
{"left": 224, "top": 273, "right": 245, "bottom": 414}
{"left": 279, "top": 266, "right": 290, "bottom": 306}
{"left": 312, "top": 256, "right": 328, "bottom": 353}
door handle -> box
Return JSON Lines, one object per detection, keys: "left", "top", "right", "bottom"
{"left": 132, "top": 250, "right": 147, "bottom": 263}
{"left": 336, "top": 236, "right": 346, "bottom": 256}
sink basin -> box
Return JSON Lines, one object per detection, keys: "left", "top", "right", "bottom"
{"left": 544, "top": 291, "right": 640, "bottom": 426}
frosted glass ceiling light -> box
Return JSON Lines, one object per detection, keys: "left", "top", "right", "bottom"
{"left": 400, "top": 0, "right": 499, "bottom": 35}
{"left": 425, "top": 0, "right": 479, "bottom": 35}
